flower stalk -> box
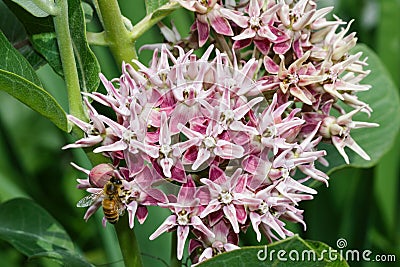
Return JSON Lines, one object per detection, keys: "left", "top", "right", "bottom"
{"left": 115, "top": 216, "right": 144, "bottom": 267}
{"left": 53, "top": 0, "right": 85, "bottom": 122}
{"left": 95, "top": 0, "right": 138, "bottom": 66}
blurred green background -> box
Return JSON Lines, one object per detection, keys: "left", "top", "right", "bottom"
{"left": 0, "top": 0, "right": 399, "bottom": 266}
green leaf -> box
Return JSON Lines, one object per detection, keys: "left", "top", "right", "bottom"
{"left": 320, "top": 44, "right": 400, "bottom": 174}
{"left": 0, "top": 70, "right": 68, "bottom": 131}
{"left": 3, "top": 0, "right": 54, "bottom": 34}
{"left": 8, "top": 0, "right": 49, "bottom": 17}
{"left": 0, "top": 198, "right": 93, "bottom": 267}
{"left": 131, "top": 1, "right": 179, "bottom": 42}
{"left": 0, "top": 0, "right": 47, "bottom": 69}
{"left": 68, "top": 0, "right": 100, "bottom": 93}
{"left": 0, "top": 31, "right": 68, "bottom": 131}
{"left": 145, "top": 0, "right": 169, "bottom": 14}
{"left": 31, "top": 32, "right": 63, "bottom": 76}
{"left": 0, "top": 30, "right": 42, "bottom": 86}
{"left": 197, "top": 235, "right": 348, "bottom": 267}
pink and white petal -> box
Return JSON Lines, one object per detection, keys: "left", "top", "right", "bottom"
{"left": 214, "top": 140, "right": 244, "bottom": 159}
{"left": 232, "top": 28, "right": 256, "bottom": 41}
{"left": 160, "top": 157, "right": 173, "bottom": 178}
{"left": 192, "top": 148, "right": 211, "bottom": 170}
{"left": 198, "top": 248, "right": 213, "bottom": 264}
{"left": 197, "top": 16, "right": 210, "bottom": 47}
{"left": 124, "top": 150, "right": 145, "bottom": 177}
{"left": 136, "top": 206, "right": 148, "bottom": 224}
{"left": 209, "top": 11, "right": 233, "bottom": 36}
{"left": 249, "top": 212, "right": 263, "bottom": 241}
{"left": 233, "top": 97, "right": 263, "bottom": 120}
{"left": 62, "top": 135, "right": 103, "bottom": 149}
{"left": 273, "top": 41, "right": 291, "bottom": 55}
{"left": 223, "top": 204, "right": 240, "bottom": 233}
{"left": 224, "top": 243, "right": 240, "bottom": 251}
{"left": 248, "top": 0, "right": 260, "bottom": 17}
{"left": 344, "top": 135, "right": 371, "bottom": 161}
{"left": 332, "top": 136, "right": 350, "bottom": 164}
{"left": 258, "top": 26, "right": 277, "bottom": 40}
{"left": 233, "top": 38, "right": 252, "bottom": 50}
{"left": 219, "top": 8, "right": 248, "bottom": 28}
{"left": 191, "top": 216, "right": 215, "bottom": 237}
{"left": 263, "top": 56, "right": 280, "bottom": 74}
{"left": 235, "top": 205, "right": 247, "bottom": 224}
{"left": 149, "top": 215, "right": 177, "bottom": 240}
{"left": 130, "top": 139, "right": 159, "bottom": 158}
{"left": 127, "top": 201, "right": 138, "bottom": 228}
{"left": 66, "top": 115, "right": 91, "bottom": 132}
{"left": 83, "top": 202, "right": 102, "bottom": 221}
{"left": 254, "top": 39, "right": 271, "bottom": 54}
{"left": 289, "top": 86, "right": 313, "bottom": 105}
{"left": 172, "top": 138, "right": 201, "bottom": 157}
{"left": 93, "top": 140, "right": 127, "bottom": 153}
{"left": 176, "top": 225, "right": 190, "bottom": 260}
{"left": 200, "top": 202, "right": 221, "bottom": 218}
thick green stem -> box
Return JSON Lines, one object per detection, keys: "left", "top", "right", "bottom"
{"left": 115, "top": 216, "right": 144, "bottom": 267}
{"left": 96, "top": 0, "right": 137, "bottom": 66}
{"left": 53, "top": 0, "right": 85, "bottom": 121}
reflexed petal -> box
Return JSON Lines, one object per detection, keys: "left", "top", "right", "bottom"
{"left": 177, "top": 226, "right": 190, "bottom": 260}
{"left": 191, "top": 216, "right": 215, "bottom": 237}
{"left": 197, "top": 16, "right": 210, "bottom": 47}
{"left": 93, "top": 140, "right": 127, "bottom": 153}
{"left": 223, "top": 204, "right": 240, "bottom": 233}
{"left": 192, "top": 148, "right": 211, "bottom": 170}
{"left": 214, "top": 140, "right": 245, "bottom": 159}
{"left": 149, "top": 215, "right": 177, "bottom": 240}
{"left": 232, "top": 28, "right": 256, "bottom": 40}
{"left": 209, "top": 10, "right": 233, "bottom": 36}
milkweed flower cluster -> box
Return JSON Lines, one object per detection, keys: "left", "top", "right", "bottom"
{"left": 64, "top": 0, "right": 378, "bottom": 264}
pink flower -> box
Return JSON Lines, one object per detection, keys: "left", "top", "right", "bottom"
{"left": 200, "top": 166, "right": 260, "bottom": 233}
{"left": 117, "top": 166, "right": 168, "bottom": 228}
{"left": 62, "top": 98, "right": 106, "bottom": 149}
{"left": 232, "top": 0, "right": 285, "bottom": 54}
{"left": 319, "top": 107, "right": 379, "bottom": 164}
{"left": 177, "top": 0, "right": 234, "bottom": 46}
{"left": 149, "top": 176, "right": 214, "bottom": 260}
{"left": 189, "top": 220, "right": 239, "bottom": 265}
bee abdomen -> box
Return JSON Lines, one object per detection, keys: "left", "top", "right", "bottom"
{"left": 102, "top": 199, "right": 119, "bottom": 224}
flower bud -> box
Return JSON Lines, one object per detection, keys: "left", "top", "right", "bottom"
{"left": 89, "top": 164, "right": 114, "bottom": 188}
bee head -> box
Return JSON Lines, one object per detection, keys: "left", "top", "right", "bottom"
{"left": 109, "top": 176, "right": 122, "bottom": 185}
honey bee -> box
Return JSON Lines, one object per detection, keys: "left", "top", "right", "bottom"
{"left": 77, "top": 177, "right": 125, "bottom": 224}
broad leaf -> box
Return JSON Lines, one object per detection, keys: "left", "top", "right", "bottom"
{"left": 145, "top": 0, "right": 169, "bottom": 14}
{"left": 3, "top": 0, "right": 54, "bottom": 34}
{"left": 8, "top": 0, "right": 49, "bottom": 17}
{"left": 68, "top": 0, "right": 100, "bottom": 93}
{"left": 321, "top": 44, "right": 400, "bottom": 174}
{"left": 197, "top": 235, "right": 348, "bottom": 266}
{"left": 0, "top": 70, "right": 68, "bottom": 131}
{"left": 0, "top": 30, "right": 42, "bottom": 86}
{"left": 0, "top": 31, "right": 68, "bottom": 131}
{"left": 0, "top": 198, "right": 93, "bottom": 266}
{"left": 0, "top": 0, "right": 46, "bottom": 69}
{"left": 31, "top": 32, "right": 63, "bottom": 76}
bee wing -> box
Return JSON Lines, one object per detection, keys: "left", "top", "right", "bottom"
{"left": 115, "top": 197, "right": 126, "bottom": 216}
{"left": 77, "top": 193, "right": 101, "bottom": 207}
